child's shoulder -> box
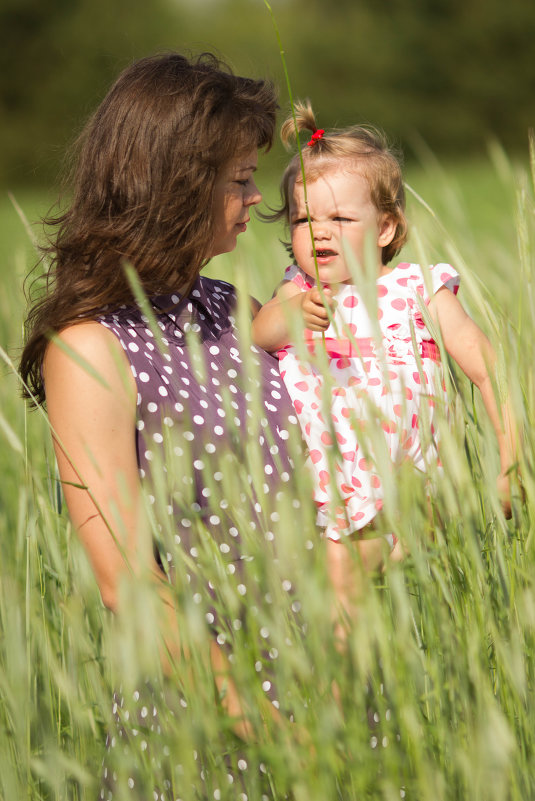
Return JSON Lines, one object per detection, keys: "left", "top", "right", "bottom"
{"left": 282, "top": 263, "right": 316, "bottom": 290}
{"left": 384, "top": 262, "right": 460, "bottom": 299}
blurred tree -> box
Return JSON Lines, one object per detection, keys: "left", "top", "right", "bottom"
{"left": 1, "top": 0, "right": 533, "bottom": 187}
{"left": 0, "top": 0, "right": 181, "bottom": 185}
{"left": 271, "top": 0, "right": 534, "bottom": 157}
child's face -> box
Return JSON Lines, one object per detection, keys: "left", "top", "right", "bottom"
{"left": 289, "top": 166, "right": 395, "bottom": 285}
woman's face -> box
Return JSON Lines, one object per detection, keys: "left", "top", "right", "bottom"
{"left": 211, "top": 148, "right": 262, "bottom": 257}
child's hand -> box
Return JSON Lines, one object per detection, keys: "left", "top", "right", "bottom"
{"left": 497, "top": 467, "right": 524, "bottom": 519}
{"left": 497, "top": 471, "right": 512, "bottom": 518}
{"left": 301, "top": 287, "right": 336, "bottom": 331}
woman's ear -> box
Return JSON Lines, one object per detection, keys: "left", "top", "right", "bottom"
{"left": 377, "top": 215, "right": 397, "bottom": 248}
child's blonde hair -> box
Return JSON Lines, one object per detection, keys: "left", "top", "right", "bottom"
{"left": 275, "top": 101, "right": 408, "bottom": 265}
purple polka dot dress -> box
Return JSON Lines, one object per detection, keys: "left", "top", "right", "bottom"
{"left": 97, "top": 275, "right": 302, "bottom": 800}
{"left": 101, "top": 277, "right": 297, "bottom": 468}
{"left": 99, "top": 272, "right": 299, "bottom": 539}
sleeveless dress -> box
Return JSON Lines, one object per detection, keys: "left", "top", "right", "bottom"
{"left": 97, "top": 275, "right": 302, "bottom": 800}
{"left": 278, "top": 262, "right": 460, "bottom": 541}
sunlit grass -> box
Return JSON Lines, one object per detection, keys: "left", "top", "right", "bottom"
{"left": 0, "top": 147, "right": 534, "bottom": 800}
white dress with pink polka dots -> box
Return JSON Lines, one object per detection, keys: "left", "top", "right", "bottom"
{"left": 278, "top": 261, "right": 460, "bottom": 541}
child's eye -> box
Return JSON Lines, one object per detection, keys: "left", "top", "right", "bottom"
{"left": 292, "top": 218, "right": 309, "bottom": 225}
{"left": 333, "top": 216, "right": 352, "bottom": 222}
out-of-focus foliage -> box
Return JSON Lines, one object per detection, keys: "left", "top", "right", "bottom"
{"left": 0, "top": 0, "right": 176, "bottom": 185}
{"left": 1, "top": 0, "right": 533, "bottom": 186}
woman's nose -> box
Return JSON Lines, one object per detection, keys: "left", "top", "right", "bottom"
{"left": 245, "top": 179, "right": 262, "bottom": 207}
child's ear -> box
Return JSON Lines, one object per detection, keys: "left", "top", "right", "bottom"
{"left": 377, "top": 215, "right": 397, "bottom": 248}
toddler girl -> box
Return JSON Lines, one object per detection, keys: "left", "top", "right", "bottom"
{"left": 252, "top": 102, "right": 515, "bottom": 554}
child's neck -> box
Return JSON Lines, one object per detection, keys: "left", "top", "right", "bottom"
{"left": 378, "top": 263, "right": 394, "bottom": 278}
{"left": 337, "top": 262, "right": 393, "bottom": 286}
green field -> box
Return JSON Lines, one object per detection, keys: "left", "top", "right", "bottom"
{"left": 1, "top": 146, "right": 534, "bottom": 800}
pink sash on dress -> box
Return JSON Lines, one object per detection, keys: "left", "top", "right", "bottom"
{"left": 304, "top": 336, "right": 440, "bottom": 362}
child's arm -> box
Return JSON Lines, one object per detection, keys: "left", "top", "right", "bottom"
{"left": 429, "top": 286, "right": 518, "bottom": 515}
{"left": 252, "top": 281, "right": 334, "bottom": 353}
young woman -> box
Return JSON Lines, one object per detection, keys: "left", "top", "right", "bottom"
{"left": 21, "top": 52, "right": 302, "bottom": 798}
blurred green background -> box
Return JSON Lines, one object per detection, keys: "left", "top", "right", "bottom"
{"left": 1, "top": 0, "right": 533, "bottom": 189}
{"left": 1, "top": 6, "right": 535, "bottom": 799}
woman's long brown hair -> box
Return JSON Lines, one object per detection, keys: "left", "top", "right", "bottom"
{"left": 20, "top": 52, "right": 277, "bottom": 405}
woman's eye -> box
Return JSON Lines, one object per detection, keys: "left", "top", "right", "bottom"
{"left": 235, "top": 179, "right": 249, "bottom": 187}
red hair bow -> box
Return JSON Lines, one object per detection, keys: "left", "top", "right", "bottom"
{"left": 307, "top": 129, "right": 325, "bottom": 147}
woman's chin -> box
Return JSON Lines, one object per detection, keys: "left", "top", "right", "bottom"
{"left": 210, "top": 237, "right": 238, "bottom": 258}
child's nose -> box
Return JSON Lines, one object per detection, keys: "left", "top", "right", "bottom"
{"left": 313, "top": 223, "right": 331, "bottom": 240}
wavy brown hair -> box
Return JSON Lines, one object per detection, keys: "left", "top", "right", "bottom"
{"left": 272, "top": 101, "right": 407, "bottom": 266}
{"left": 21, "top": 52, "right": 278, "bottom": 405}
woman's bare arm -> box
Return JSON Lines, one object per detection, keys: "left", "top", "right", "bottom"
{"left": 43, "top": 323, "right": 261, "bottom": 727}
{"left": 44, "top": 322, "right": 144, "bottom": 609}
{"left": 43, "top": 322, "right": 188, "bottom": 674}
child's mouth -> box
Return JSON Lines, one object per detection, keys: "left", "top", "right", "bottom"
{"left": 315, "top": 249, "right": 337, "bottom": 258}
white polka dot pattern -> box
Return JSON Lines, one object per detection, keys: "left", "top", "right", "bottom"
{"left": 99, "top": 277, "right": 298, "bottom": 508}
{"left": 98, "top": 275, "right": 300, "bottom": 622}
{"left": 97, "top": 277, "right": 305, "bottom": 798}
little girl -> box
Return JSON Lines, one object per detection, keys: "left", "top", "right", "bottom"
{"left": 252, "top": 102, "right": 515, "bottom": 557}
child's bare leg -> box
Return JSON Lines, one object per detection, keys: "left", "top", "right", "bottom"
{"left": 327, "top": 535, "right": 387, "bottom": 717}
{"left": 210, "top": 640, "right": 256, "bottom": 740}
{"left": 327, "top": 535, "right": 386, "bottom": 640}
{"left": 389, "top": 538, "right": 406, "bottom": 562}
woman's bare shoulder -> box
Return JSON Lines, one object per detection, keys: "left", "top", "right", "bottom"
{"left": 45, "top": 319, "right": 122, "bottom": 358}
{"left": 44, "top": 320, "right": 127, "bottom": 368}
{"left": 43, "top": 320, "right": 135, "bottom": 404}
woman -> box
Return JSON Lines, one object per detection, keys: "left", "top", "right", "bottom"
{"left": 20, "top": 52, "right": 304, "bottom": 799}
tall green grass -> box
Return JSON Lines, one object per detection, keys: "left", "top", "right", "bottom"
{"left": 0, "top": 146, "right": 533, "bottom": 800}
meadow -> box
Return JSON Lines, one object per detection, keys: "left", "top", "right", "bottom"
{"left": 0, "top": 143, "right": 534, "bottom": 800}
